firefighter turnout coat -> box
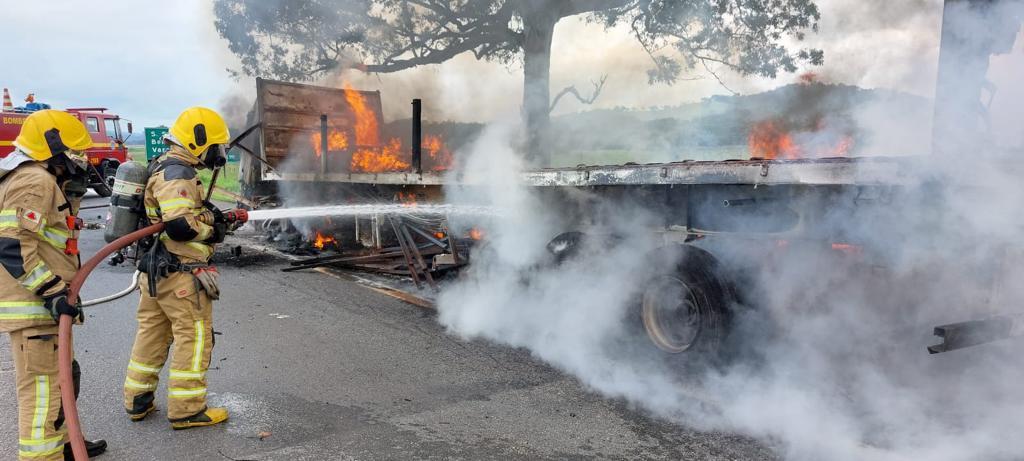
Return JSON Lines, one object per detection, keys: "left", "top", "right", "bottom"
{"left": 123, "top": 145, "right": 219, "bottom": 421}
{"left": 0, "top": 152, "right": 81, "bottom": 460}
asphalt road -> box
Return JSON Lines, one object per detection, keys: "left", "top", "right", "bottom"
{"left": 0, "top": 194, "right": 771, "bottom": 460}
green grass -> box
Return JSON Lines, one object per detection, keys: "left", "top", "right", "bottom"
{"left": 128, "top": 146, "right": 241, "bottom": 202}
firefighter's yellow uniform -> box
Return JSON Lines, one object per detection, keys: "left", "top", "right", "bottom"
{"left": 123, "top": 107, "right": 231, "bottom": 429}
{"left": 0, "top": 110, "right": 104, "bottom": 460}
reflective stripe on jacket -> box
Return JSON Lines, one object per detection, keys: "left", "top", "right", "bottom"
{"left": 0, "top": 162, "right": 78, "bottom": 332}
{"left": 146, "top": 146, "right": 214, "bottom": 263}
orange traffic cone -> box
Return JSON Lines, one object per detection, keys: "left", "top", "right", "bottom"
{"left": 1, "top": 88, "right": 12, "bottom": 112}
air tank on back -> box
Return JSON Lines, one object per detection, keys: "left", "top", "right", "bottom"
{"left": 104, "top": 161, "right": 149, "bottom": 243}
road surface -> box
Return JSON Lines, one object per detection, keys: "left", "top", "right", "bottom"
{"left": 0, "top": 194, "right": 772, "bottom": 460}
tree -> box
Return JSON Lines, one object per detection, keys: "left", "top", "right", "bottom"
{"left": 214, "top": 0, "right": 822, "bottom": 164}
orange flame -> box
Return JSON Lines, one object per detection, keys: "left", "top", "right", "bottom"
{"left": 396, "top": 191, "right": 418, "bottom": 207}
{"left": 311, "top": 130, "right": 348, "bottom": 157}
{"left": 468, "top": 228, "right": 484, "bottom": 241}
{"left": 328, "top": 83, "right": 456, "bottom": 173}
{"left": 313, "top": 231, "right": 337, "bottom": 250}
{"left": 344, "top": 85, "right": 380, "bottom": 146}
{"left": 798, "top": 72, "right": 819, "bottom": 85}
{"left": 423, "top": 134, "right": 454, "bottom": 171}
{"left": 352, "top": 138, "right": 409, "bottom": 172}
{"left": 749, "top": 121, "right": 798, "bottom": 159}
{"left": 748, "top": 120, "right": 853, "bottom": 159}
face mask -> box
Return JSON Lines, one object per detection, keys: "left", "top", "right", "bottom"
{"left": 63, "top": 175, "right": 89, "bottom": 199}
{"left": 201, "top": 145, "right": 226, "bottom": 170}
{"left": 50, "top": 150, "right": 89, "bottom": 178}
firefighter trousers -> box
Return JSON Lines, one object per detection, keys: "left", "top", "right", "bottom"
{"left": 123, "top": 271, "right": 214, "bottom": 421}
{"left": 9, "top": 324, "right": 82, "bottom": 460}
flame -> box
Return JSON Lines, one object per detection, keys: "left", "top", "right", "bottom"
{"left": 396, "top": 191, "right": 418, "bottom": 207}
{"left": 749, "top": 121, "right": 799, "bottom": 159}
{"left": 344, "top": 85, "right": 380, "bottom": 146}
{"left": 798, "top": 72, "right": 819, "bottom": 84}
{"left": 748, "top": 120, "right": 854, "bottom": 159}
{"left": 313, "top": 231, "right": 336, "bottom": 250}
{"left": 423, "top": 134, "right": 454, "bottom": 171}
{"left": 468, "top": 228, "right": 484, "bottom": 241}
{"left": 352, "top": 138, "right": 409, "bottom": 172}
{"left": 317, "top": 83, "right": 456, "bottom": 173}
{"left": 310, "top": 130, "right": 348, "bottom": 157}
{"left": 341, "top": 84, "right": 413, "bottom": 172}
{"left": 831, "top": 242, "right": 863, "bottom": 256}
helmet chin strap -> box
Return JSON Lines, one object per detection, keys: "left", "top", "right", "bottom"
{"left": 201, "top": 145, "right": 226, "bottom": 169}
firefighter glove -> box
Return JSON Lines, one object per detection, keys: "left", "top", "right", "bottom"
{"left": 197, "top": 209, "right": 215, "bottom": 226}
{"left": 192, "top": 267, "right": 220, "bottom": 300}
{"left": 203, "top": 201, "right": 226, "bottom": 223}
{"left": 43, "top": 290, "right": 82, "bottom": 323}
{"left": 204, "top": 222, "right": 227, "bottom": 244}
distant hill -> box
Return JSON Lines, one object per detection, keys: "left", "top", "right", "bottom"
{"left": 390, "top": 82, "right": 933, "bottom": 165}
{"left": 548, "top": 83, "right": 932, "bottom": 163}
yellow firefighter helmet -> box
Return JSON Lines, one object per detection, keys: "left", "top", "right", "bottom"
{"left": 14, "top": 109, "right": 93, "bottom": 161}
{"left": 169, "top": 107, "right": 230, "bottom": 157}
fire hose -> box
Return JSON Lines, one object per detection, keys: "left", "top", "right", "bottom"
{"left": 61, "top": 222, "right": 166, "bottom": 460}
{"left": 81, "top": 271, "right": 140, "bottom": 307}
{"left": 60, "top": 206, "right": 250, "bottom": 459}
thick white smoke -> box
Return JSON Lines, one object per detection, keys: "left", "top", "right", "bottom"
{"left": 434, "top": 8, "right": 1024, "bottom": 456}
{"left": 438, "top": 121, "right": 702, "bottom": 418}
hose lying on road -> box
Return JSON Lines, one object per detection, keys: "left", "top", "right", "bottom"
{"left": 61, "top": 222, "right": 166, "bottom": 460}
{"left": 80, "top": 270, "right": 140, "bottom": 307}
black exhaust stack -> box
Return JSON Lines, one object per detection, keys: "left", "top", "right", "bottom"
{"left": 319, "top": 114, "right": 328, "bottom": 176}
{"left": 412, "top": 99, "right": 422, "bottom": 174}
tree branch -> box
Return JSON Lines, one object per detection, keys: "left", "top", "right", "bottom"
{"left": 549, "top": 75, "right": 608, "bottom": 112}
{"left": 699, "top": 60, "right": 738, "bottom": 95}
{"left": 562, "top": 0, "right": 633, "bottom": 16}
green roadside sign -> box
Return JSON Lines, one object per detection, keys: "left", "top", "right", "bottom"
{"left": 144, "top": 125, "right": 238, "bottom": 162}
{"left": 144, "top": 127, "right": 169, "bottom": 161}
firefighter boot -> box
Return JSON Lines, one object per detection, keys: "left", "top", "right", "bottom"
{"left": 127, "top": 392, "right": 157, "bottom": 422}
{"left": 170, "top": 407, "right": 229, "bottom": 430}
{"left": 63, "top": 439, "right": 107, "bottom": 459}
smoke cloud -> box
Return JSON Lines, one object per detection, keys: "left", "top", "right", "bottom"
{"left": 434, "top": 3, "right": 1024, "bottom": 460}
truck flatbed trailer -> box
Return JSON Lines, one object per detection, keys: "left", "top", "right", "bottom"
{"left": 239, "top": 79, "right": 926, "bottom": 193}
{"left": 271, "top": 156, "right": 919, "bottom": 188}
{"left": 233, "top": 57, "right": 1021, "bottom": 358}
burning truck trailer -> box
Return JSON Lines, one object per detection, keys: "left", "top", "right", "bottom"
{"left": 230, "top": 0, "right": 1024, "bottom": 360}
{"left": 233, "top": 79, "right": 469, "bottom": 286}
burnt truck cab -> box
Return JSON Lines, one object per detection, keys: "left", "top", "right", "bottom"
{"left": 0, "top": 107, "right": 131, "bottom": 197}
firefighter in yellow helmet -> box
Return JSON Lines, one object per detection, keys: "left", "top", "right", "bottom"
{"left": 0, "top": 110, "right": 107, "bottom": 459}
{"left": 123, "top": 107, "right": 235, "bottom": 429}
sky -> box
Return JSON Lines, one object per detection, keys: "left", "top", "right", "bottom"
{"left": 0, "top": 0, "right": 1009, "bottom": 129}
{"left": 1, "top": 1, "right": 236, "bottom": 129}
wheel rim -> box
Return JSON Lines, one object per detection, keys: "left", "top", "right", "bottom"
{"left": 641, "top": 275, "right": 702, "bottom": 353}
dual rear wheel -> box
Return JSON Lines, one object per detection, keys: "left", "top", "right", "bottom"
{"left": 546, "top": 232, "right": 735, "bottom": 359}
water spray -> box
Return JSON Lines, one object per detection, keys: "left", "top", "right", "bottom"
{"left": 245, "top": 203, "right": 497, "bottom": 221}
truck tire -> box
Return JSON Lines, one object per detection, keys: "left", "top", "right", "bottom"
{"left": 545, "top": 231, "right": 624, "bottom": 265}
{"left": 545, "top": 231, "right": 587, "bottom": 264}
{"left": 639, "top": 245, "right": 734, "bottom": 360}
{"left": 90, "top": 164, "right": 114, "bottom": 197}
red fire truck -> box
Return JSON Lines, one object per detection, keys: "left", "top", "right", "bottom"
{"left": 1, "top": 104, "right": 131, "bottom": 197}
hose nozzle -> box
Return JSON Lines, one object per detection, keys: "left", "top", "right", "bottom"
{"left": 223, "top": 208, "right": 249, "bottom": 224}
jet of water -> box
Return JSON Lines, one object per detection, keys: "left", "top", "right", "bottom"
{"left": 246, "top": 203, "right": 496, "bottom": 221}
